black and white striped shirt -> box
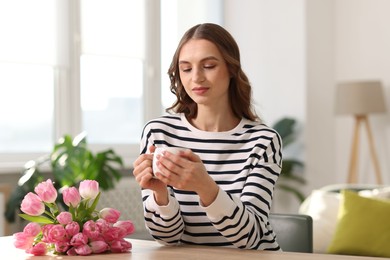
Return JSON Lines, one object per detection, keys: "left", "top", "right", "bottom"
{"left": 139, "top": 113, "right": 282, "bottom": 250}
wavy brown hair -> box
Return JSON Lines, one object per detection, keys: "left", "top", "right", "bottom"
{"left": 166, "top": 23, "right": 259, "bottom": 122}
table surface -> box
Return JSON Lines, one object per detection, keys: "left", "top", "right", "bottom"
{"left": 1, "top": 236, "right": 387, "bottom": 260}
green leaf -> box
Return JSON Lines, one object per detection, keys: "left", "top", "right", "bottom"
{"left": 276, "top": 183, "right": 306, "bottom": 202}
{"left": 272, "top": 117, "right": 296, "bottom": 144}
{"left": 87, "top": 192, "right": 101, "bottom": 216}
{"left": 18, "top": 214, "right": 55, "bottom": 224}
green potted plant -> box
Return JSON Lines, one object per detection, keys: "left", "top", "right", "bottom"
{"left": 5, "top": 132, "right": 124, "bottom": 223}
{"left": 272, "top": 117, "right": 306, "bottom": 202}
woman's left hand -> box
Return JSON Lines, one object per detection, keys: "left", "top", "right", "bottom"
{"left": 155, "top": 149, "right": 219, "bottom": 206}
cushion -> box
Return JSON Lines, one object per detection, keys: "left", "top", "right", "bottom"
{"left": 359, "top": 186, "right": 390, "bottom": 199}
{"left": 298, "top": 189, "right": 340, "bottom": 253}
{"left": 327, "top": 190, "right": 390, "bottom": 257}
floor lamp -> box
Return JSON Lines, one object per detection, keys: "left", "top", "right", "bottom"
{"left": 335, "top": 80, "right": 387, "bottom": 184}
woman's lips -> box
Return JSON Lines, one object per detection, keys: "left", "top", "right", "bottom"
{"left": 192, "top": 87, "right": 209, "bottom": 95}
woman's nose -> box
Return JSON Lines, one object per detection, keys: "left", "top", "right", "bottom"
{"left": 192, "top": 68, "right": 205, "bottom": 83}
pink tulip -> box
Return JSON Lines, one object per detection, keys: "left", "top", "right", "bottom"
{"left": 95, "top": 219, "right": 110, "bottom": 233}
{"left": 70, "top": 233, "right": 88, "bottom": 247}
{"left": 110, "top": 239, "right": 132, "bottom": 253}
{"left": 23, "top": 222, "right": 41, "bottom": 237}
{"left": 13, "top": 232, "right": 34, "bottom": 250}
{"left": 99, "top": 208, "right": 121, "bottom": 223}
{"left": 34, "top": 179, "right": 57, "bottom": 203}
{"left": 27, "top": 242, "right": 47, "bottom": 256}
{"left": 114, "top": 220, "right": 135, "bottom": 237}
{"left": 75, "top": 244, "right": 92, "bottom": 256}
{"left": 20, "top": 192, "right": 45, "bottom": 216}
{"left": 12, "top": 179, "right": 133, "bottom": 256}
{"left": 66, "top": 246, "right": 77, "bottom": 256}
{"left": 57, "top": 212, "right": 72, "bottom": 225}
{"left": 46, "top": 224, "right": 67, "bottom": 243}
{"left": 65, "top": 221, "right": 80, "bottom": 237}
{"left": 89, "top": 240, "right": 109, "bottom": 254}
{"left": 62, "top": 187, "right": 81, "bottom": 207}
{"left": 41, "top": 224, "right": 54, "bottom": 243}
{"left": 83, "top": 220, "right": 100, "bottom": 240}
{"left": 102, "top": 226, "right": 121, "bottom": 242}
{"left": 55, "top": 241, "right": 70, "bottom": 253}
{"left": 79, "top": 180, "right": 99, "bottom": 199}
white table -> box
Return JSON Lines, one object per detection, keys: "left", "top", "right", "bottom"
{"left": 1, "top": 236, "right": 387, "bottom": 260}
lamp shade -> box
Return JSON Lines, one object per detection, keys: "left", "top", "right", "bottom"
{"left": 335, "top": 80, "right": 387, "bottom": 115}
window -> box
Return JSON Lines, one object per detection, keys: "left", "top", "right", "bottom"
{"left": 0, "top": 0, "right": 222, "bottom": 172}
{"left": 80, "top": 0, "right": 145, "bottom": 144}
{"left": 0, "top": 0, "right": 55, "bottom": 153}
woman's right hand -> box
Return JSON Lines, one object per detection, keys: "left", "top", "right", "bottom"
{"left": 132, "top": 146, "right": 169, "bottom": 205}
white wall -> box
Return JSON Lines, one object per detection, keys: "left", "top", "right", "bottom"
{"left": 224, "top": 0, "right": 390, "bottom": 213}
{"left": 224, "top": 0, "right": 306, "bottom": 125}
{"left": 334, "top": 0, "right": 390, "bottom": 185}
{"left": 225, "top": 0, "right": 306, "bottom": 212}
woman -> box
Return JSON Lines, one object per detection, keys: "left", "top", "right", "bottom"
{"left": 133, "top": 23, "right": 282, "bottom": 250}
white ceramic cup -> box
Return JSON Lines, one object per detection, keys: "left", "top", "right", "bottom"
{"left": 152, "top": 147, "right": 186, "bottom": 175}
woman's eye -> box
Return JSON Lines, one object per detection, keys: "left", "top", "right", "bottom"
{"left": 204, "top": 65, "right": 216, "bottom": 69}
{"left": 181, "top": 68, "right": 191, "bottom": 72}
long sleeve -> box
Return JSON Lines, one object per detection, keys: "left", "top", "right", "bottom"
{"left": 138, "top": 114, "right": 281, "bottom": 250}
{"left": 142, "top": 189, "right": 185, "bottom": 245}
{"left": 201, "top": 133, "right": 281, "bottom": 249}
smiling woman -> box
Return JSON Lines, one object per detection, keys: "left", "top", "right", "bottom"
{"left": 132, "top": 23, "right": 282, "bottom": 251}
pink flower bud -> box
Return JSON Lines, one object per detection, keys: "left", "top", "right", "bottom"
{"left": 23, "top": 222, "right": 41, "bottom": 237}
{"left": 79, "top": 180, "right": 99, "bottom": 199}
{"left": 13, "top": 232, "right": 34, "bottom": 250}
{"left": 66, "top": 246, "right": 77, "bottom": 256}
{"left": 102, "top": 226, "right": 121, "bottom": 242}
{"left": 109, "top": 239, "right": 132, "bottom": 253}
{"left": 34, "top": 179, "right": 57, "bottom": 203}
{"left": 82, "top": 220, "right": 100, "bottom": 240}
{"left": 89, "top": 240, "right": 109, "bottom": 254}
{"left": 46, "top": 224, "right": 67, "bottom": 243}
{"left": 62, "top": 187, "right": 81, "bottom": 207}
{"left": 74, "top": 244, "right": 93, "bottom": 256}
{"left": 20, "top": 192, "right": 45, "bottom": 216}
{"left": 70, "top": 233, "right": 88, "bottom": 247}
{"left": 99, "top": 208, "right": 121, "bottom": 223}
{"left": 114, "top": 220, "right": 135, "bottom": 237}
{"left": 41, "top": 224, "right": 54, "bottom": 243}
{"left": 55, "top": 241, "right": 70, "bottom": 253}
{"left": 27, "top": 242, "right": 47, "bottom": 256}
{"left": 57, "top": 212, "right": 72, "bottom": 225}
{"left": 95, "top": 219, "right": 110, "bottom": 233}
{"left": 65, "top": 221, "right": 80, "bottom": 237}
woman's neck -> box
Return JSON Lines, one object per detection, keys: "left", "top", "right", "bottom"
{"left": 189, "top": 108, "right": 240, "bottom": 132}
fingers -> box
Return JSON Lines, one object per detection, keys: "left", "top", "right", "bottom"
{"left": 132, "top": 153, "right": 154, "bottom": 182}
{"left": 149, "top": 145, "right": 156, "bottom": 154}
{"left": 133, "top": 153, "right": 151, "bottom": 168}
{"left": 178, "top": 149, "right": 201, "bottom": 162}
{"left": 156, "top": 151, "right": 185, "bottom": 176}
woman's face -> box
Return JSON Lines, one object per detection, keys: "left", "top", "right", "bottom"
{"left": 178, "top": 39, "right": 231, "bottom": 108}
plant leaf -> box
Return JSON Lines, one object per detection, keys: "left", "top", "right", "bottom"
{"left": 18, "top": 214, "right": 55, "bottom": 224}
{"left": 275, "top": 183, "right": 306, "bottom": 202}
{"left": 272, "top": 117, "right": 296, "bottom": 143}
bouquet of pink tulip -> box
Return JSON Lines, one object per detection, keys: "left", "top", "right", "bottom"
{"left": 13, "top": 179, "right": 135, "bottom": 256}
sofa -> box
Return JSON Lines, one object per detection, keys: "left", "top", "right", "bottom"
{"left": 299, "top": 183, "right": 390, "bottom": 258}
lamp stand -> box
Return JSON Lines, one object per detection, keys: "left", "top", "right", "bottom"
{"left": 347, "top": 115, "right": 383, "bottom": 184}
